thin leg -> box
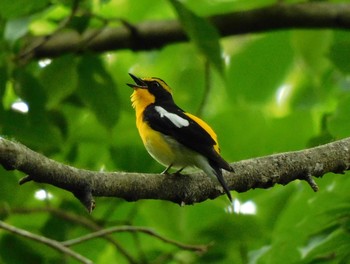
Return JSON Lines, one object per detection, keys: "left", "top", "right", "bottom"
{"left": 173, "top": 167, "right": 185, "bottom": 176}
{"left": 161, "top": 164, "right": 173, "bottom": 174}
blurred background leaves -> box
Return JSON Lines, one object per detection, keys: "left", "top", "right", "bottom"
{"left": 1, "top": 0, "right": 350, "bottom": 263}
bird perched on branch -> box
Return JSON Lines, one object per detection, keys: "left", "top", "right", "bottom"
{"left": 127, "top": 73, "right": 233, "bottom": 202}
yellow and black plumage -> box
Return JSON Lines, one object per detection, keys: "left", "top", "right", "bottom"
{"left": 127, "top": 73, "right": 233, "bottom": 202}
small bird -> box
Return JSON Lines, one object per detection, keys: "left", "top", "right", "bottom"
{"left": 127, "top": 73, "right": 234, "bottom": 202}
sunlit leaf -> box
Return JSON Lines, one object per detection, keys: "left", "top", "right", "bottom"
{"left": 4, "top": 18, "right": 30, "bottom": 45}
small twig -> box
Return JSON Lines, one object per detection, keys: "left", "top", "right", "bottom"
{"left": 0, "top": 220, "right": 92, "bottom": 264}
{"left": 305, "top": 173, "right": 319, "bottom": 192}
{"left": 17, "top": 0, "right": 81, "bottom": 63}
{"left": 19, "top": 175, "right": 33, "bottom": 185}
{"left": 73, "top": 187, "right": 96, "bottom": 213}
{"left": 62, "top": 225, "right": 210, "bottom": 253}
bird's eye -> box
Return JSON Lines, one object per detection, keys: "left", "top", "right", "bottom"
{"left": 152, "top": 81, "right": 160, "bottom": 88}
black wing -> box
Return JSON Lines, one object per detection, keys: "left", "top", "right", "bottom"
{"left": 143, "top": 103, "right": 231, "bottom": 170}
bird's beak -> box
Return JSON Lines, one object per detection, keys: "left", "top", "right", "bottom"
{"left": 127, "top": 73, "right": 147, "bottom": 89}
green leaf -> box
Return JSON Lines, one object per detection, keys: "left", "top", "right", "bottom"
{"left": 110, "top": 145, "right": 157, "bottom": 172}
{"left": 329, "top": 42, "right": 350, "bottom": 74}
{"left": 77, "top": 55, "right": 120, "bottom": 129}
{"left": 2, "top": 110, "right": 62, "bottom": 151}
{"left": 328, "top": 95, "right": 350, "bottom": 139}
{"left": 13, "top": 68, "right": 47, "bottom": 112}
{"left": 0, "top": 0, "right": 50, "bottom": 19}
{"left": 300, "top": 205, "right": 350, "bottom": 263}
{"left": 0, "top": 167, "right": 20, "bottom": 202}
{"left": 40, "top": 201, "right": 78, "bottom": 241}
{"left": 169, "top": 0, "right": 223, "bottom": 74}
{"left": 291, "top": 30, "right": 332, "bottom": 75}
{"left": 4, "top": 18, "right": 30, "bottom": 45}
{"left": 68, "top": 15, "right": 90, "bottom": 33}
{"left": 300, "top": 229, "right": 350, "bottom": 263}
{"left": 226, "top": 32, "right": 293, "bottom": 103}
{"left": 5, "top": 68, "right": 63, "bottom": 150}
{"left": 0, "top": 65, "right": 7, "bottom": 114}
{"left": 0, "top": 235, "right": 43, "bottom": 264}
{"left": 39, "top": 55, "right": 78, "bottom": 109}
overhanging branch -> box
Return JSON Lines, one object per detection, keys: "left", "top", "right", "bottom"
{"left": 19, "top": 2, "right": 350, "bottom": 60}
{"left": 0, "top": 137, "right": 349, "bottom": 212}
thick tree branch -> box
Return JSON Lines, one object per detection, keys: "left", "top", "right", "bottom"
{"left": 19, "top": 2, "right": 350, "bottom": 60}
{"left": 1, "top": 137, "right": 349, "bottom": 211}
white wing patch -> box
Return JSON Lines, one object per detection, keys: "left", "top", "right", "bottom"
{"left": 154, "top": 106, "right": 190, "bottom": 128}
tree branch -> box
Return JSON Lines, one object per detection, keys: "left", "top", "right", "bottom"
{"left": 61, "top": 225, "right": 209, "bottom": 252}
{"left": 0, "top": 220, "right": 92, "bottom": 264}
{"left": 18, "top": 2, "right": 350, "bottom": 60}
{"left": 0, "top": 206, "right": 138, "bottom": 263}
{"left": 0, "top": 136, "right": 349, "bottom": 211}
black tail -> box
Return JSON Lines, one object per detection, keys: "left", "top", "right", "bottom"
{"left": 212, "top": 165, "right": 233, "bottom": 202}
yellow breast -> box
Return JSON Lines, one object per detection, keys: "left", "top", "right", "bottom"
{"left": 136, "top": 118, "right": 176, "bottom": 167}
{"left": 132, "top": 89, "right": 175, "bottom": 166}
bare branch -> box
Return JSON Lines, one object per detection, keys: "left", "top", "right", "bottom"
{"left": 18, "top": 2, "right": 350, "bottom": 60}
{"left": 0, "top": 136, "right": 349, "bottom": 211}
{"left": 0, "top": 220, "right": 92, "bottom": 264}
{"left": 17, "top": 0, "right": 81, "bottom": 64}
{"left": 0, "top": 206, "right": 137, "bottom": 263}
{"left": 62, "top": 225, "right": 210, "bottom": 253}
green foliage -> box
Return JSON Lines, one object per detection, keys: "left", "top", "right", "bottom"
{"left": 76, "top": 55, "right": 120, "bottom": 129}
{"left": 1, "top": 0, "right": 350, "bottom": 263}
{"left": 170, "top": 0, "right": 224, "bottom": 74}
{"left": 0, "top": 0, "right": 49, "bottom": 19}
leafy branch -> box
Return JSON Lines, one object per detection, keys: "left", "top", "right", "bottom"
{"left": 18, "top": 2, "right": 350, "bottom": 61}
{"left": 1, "top": 137, "right": 349, "bottom": 212}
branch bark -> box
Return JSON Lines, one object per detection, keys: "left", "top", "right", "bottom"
{"left": 19, "top": 2, "right": 350, "bottom": 60}
{"left": 0, "top": 137, "right": 349, "bottom": 212}
{"left": 61, "top": 225, "right": 209, "bottom": 252}
{"left": 0, "top": 220, "right": 92, "bottom": 264}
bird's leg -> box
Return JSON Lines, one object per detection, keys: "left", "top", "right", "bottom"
{"left": 173, "top": 167, "right": 185, "bottom": 176}
{"left": 161, "top": 164, "right": 173, "bottom": 174}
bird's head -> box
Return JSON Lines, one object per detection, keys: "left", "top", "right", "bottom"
{"left": 127, "top": 73, "right": 174, "bottom": 109}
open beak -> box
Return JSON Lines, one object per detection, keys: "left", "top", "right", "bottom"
{"left": 127, "top": 73, "right": 147, "bottom": 89}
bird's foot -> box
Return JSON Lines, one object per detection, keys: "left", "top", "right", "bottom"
{"left": 161, "top": 164, "right": 173, "bottom": 175}
{"left": 172, "top": 167, "right": 185, "bottom": 176}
